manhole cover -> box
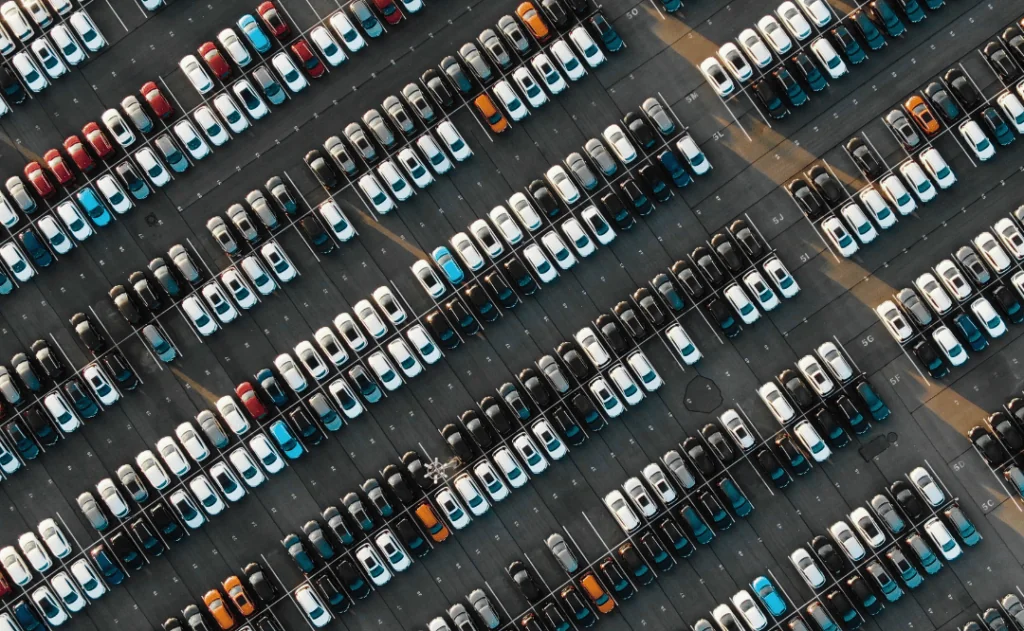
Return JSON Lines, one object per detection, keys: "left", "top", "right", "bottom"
{"left": 685, "top": 376, "right": 722, "bottom": 413}
{"left": 145, "top": 213, "right": 159, "bottom": 226}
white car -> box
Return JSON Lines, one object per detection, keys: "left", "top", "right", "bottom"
{"left": 756, "top": 15, "right": 793, "bottom": 55}
{"left": 173, "top": 119, "right": 211, "bottom": 161}
{"left": 796, "top": 355, "right": 834, "bottom": 396}
{"left": 261, "top": 242, "right": 297, "bottom": 282}
{"left": 412, "top": 260, "right": 445, "bottom": 298}
{"left": 915, "top": 272, "right": 953, "bottom": 314}
{"left": 858, "top": 188, "right": 896, "bottom": 229}
{"left": 355, "top": 299, "right": 388, "bottom": 339}
{"left": 213, "top": 93, "right": 250, "bottom": 133}
{"left": 229, "top": 448, "right": 266, "bottom": 487}
{"left": 575, "top": 326, "right": 610, "bottom": 367}
{"left": 924, "top": 517, "right": 961, "bottom": 561}
{"left": 609, "top": 363, "right": 644, "bottom": 405}
{"left": 397, "top": 147, "right": 435, "bottom": 188}
{"left": 622, "top": 477, "right": 656, "bottom": 517}
{"left": 2, "top": 3, "right": 32, "bottom": 41}
{"left": 334, "top": 312, "right": 368, "bottom": 353}
{"left": 0, "top": 546, "right": 29, "bottom": 586}
{"left": 816, "top": 342, "right": 853, "bottom": 381}
{"left": 310, "top": 25, "right": 347, "bottom": 66}
{"left": 135, "top": 146, "right": 171, "bottom": 187}
{"left": 763, "top": 256, "right": 799, "bottom": 297}
{"left": 182, "top": 296, "right": 219, "bottom": 336}
{"left": 96, "top": 174, "right": 132, "bottom": 214}
{"left": 699, "top": 57, "right": 735, "bottom": 96}
{"left": 454, "top": 474, "right": 490, "bottom": 516}
{"left": 602, "top": 124, "right": 637, "bottom": 163}
{"left": 849, "top": 507, "right": 886, "bottom": 548}
{"left": 541, "top": 231, "right": 577, "bottom": 270}
{"left": 737, "top": 28, "right": 773, "bottom": 68}
{"left": 829, "top": 520, "right": 866, "bottom": 561}
{"left": 38, "top": 215, "right": 72, "bottom": 254}
{"left": 101, "top": 108, "right": 135, "bottom": 147}
{"left": 319, "top": 200, "right": 355, "bottom": 242}
{"left": 375, "top": 530, "right": 411, "bottom": 572}
{"left": 217, "top": 27, "right": 252, "bottom": 67}
{"left": 719, "top": 409, "right": 755, "bottom": 450}
{"left": 12, "top": 51, "right": 47, "bottom": 92}
{"left": 17, "top": 533, "right": 50, "bottom": 572}
{"left": 545, "top": 164, "right": 580, "bottom": 204}
{"left": 202, "top": 282, "right": 239, "bottom": 324}
{"left": 209, "top": 462, "right": 246, "bottom": 502}
{"left": 156, "top": 437, "right": 190, "bottom": 477}
{"left": 998, "top": 92, "right": 1024, "bottom": 133}
{"left": 195, "top": 105, "right": 231, "bottom": 145}
{"left": 973, "top": 296, "right": 1006, "bottom": 337}
{"left": 581, "top": 205, "right": 616, "bottom": 245}
{"left": 31, "top": 38, "right": 66, "bottom": 79}
{"left": 995, "top": 218, "right": 1024, "bottom": 259}
{"left": 136, "top": 449, "right": 171, "bottom": 489}
{"left": 550, "top": 39, "right": 586, "bottom": 80}
{"left": 731, "top": 590, "right": 768, "bottom": 631}
{"left": 590, "top": 377, "right": 624, "bottom": 418}
{"left": 249, "top": 433, "right": 285, "bottom": 474}
{"left": 435, "top": 488, "right": 472, "bottom": 530}
{"left": 96, "top": 478, "right": 128, "bottom": 518}
{"left": 368, "top": 351, "right": 402, "bottom": 391}
{"left": 328, "top": 378, "right": 364, "bottom": 419}
{"left": 232, "top": 78, "right": 269, "bottom": 119}
{"left": 169, "top": 489, "right": 205, "bottom": 529}
{"left": 451, "top": 232, "right": 485, "bottom": 271}
{"left": 274, "top": 353, "right": 308, "bottom": 393}
{"left": 935, "top": 259, "right": 972, "bottom": 300}
{"left": 50, "top": 572, "right": 85, "bottom": 613}
{"left": 794, "top": 420, "right": 831, "bottom": 462}
{"left": 51, "top": 25, "right": 84, "bottom": 65}
{"left": 508, "top": 194, "right": 543, "bottom": 232}
{"left": 898, "top": 161, "right": 936, "bottom": 203}
{"left": 175, "top": 422, "right": 210, "bottom": 462}
{"left": 436, "top": 121, "right": 472, "bottom": 161}
{"left": 876, "top": 300, "right": 913, "bottom": 342}
{"left": 909, "top": 466, "right": 945, "bottom": 506}
{"left": 356, "top": 544, "right": 393, "bottom": 586}
{"left": 216, "top": 395, "right": 251, "bottom": 434}
{"left": 604, "top": 489, "right": 641, "bottom": 532}
{"left": 919, "top": 147, "right": 956, "bottom": 189}
{"left": 492, "top": 79, "right": 529, "bottom": 121}
{"left": 219, "top": 269, "right": 258, "bottom": 310}
{"left": 296, "top": 584, "right": 332, "bottom": 628}
{"left": 932, "top": 325, "right": 967, "bottom": 366}
{"left": 718, "top": 42, "right": 753, "bottom": 82}
{"left": 532, "top": 419, "right": 567, "bottom": 460}
{"left": 511, "top": 65, "right": 548, "bottom": 108}
{"left": 777, "top": 1, "right": 813, "bottom": 40}
{"left": 387, "top": 338, "right": 422, "bottom": 378}
{"left": 641, "top": 463, "right": 677, "bottom": 505}
{"left": 189, "top": 474, "right": 226, "bottom": 515}
{"left": 359, "top": 174, "right": 395, "bottom": 214}
{"left": 0, "top": 194, "right": 16, "bottom": 228}
{"left": 180, "top": 54, "right": 214, "bottom": 94}
{"left": 70, "top": 9, "right": 105, "bottom": 52}
{"left": 959, "top": 120, "right": 995, "bottom": 161}
{"left": 974, "top": 231, "right": 1012, "bottom": 273}
{"left": 840, "top": 202, "right": 876, "bottom": 244}
{"left": 822, "top": 216, "right": 858, "bottom": 257}
{"left": 493, "top": 447, "right": 527, "bottom": 488}
{"left": 531, "top": 52, "right": 566, "bottom": 94}
{"left": 473, "top": 460, "right": 509, "bottom": 501}
{"left": 329, "top": 10, "right": 366, "bottom": 52}
{"left": 32, "top": 587, "right": 68, "bottom": 626}
{"left": 666, "top": 324, "right": 702, "bottom": 365}
{"left": 512, "top": 433, "right": 549, "bottom": 474}
{"left": 523, "top": 243, "right": 557, "bottom": 283}
{"left": 810, "top": 38, "right": 847, "bottom": 78}
{"left": 372, "top": 286, "right": 406, "bottom": 326}
{"left": 797, "top": 0, "right": 831, "bottom": 25}
{"left": 489, "top": 205, "right": 525, "bottom": 245}
{"left": 569, "top": 25, "right": 605, "bottom": 68}
{"left": 758, "top": 382, "right": 795, "bottom": 423}
{"left": 83, "top": 363, "right": 118, "bottom": 405}
{"left": 377, "top": 160, "right": 413, "bottom": 201}
{"left": 725, "top": 283, "right": 760, "bottom": 324}
{"left": 37, "top": 519, "right": 70, "bottom": 559}
{"left": 626, "top": 350, "right": 662, "bottom": 392}
{"left": 71, "top": 559, "right": 106, "bottom": 599}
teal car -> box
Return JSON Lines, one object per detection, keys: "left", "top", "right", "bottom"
{"left": 855, "top": 381, "right": 889, "bottom": 421}
{"left": 238, "top": 14, "right": 272, "bottom": 53}
{"left": 431, "top": 246, "right": 465, "bottom": 285}
{"left": 752, "top": 576, "right": 787, "bottom": 616}
{"left": 76, "top": 187, "right": 112, "bottom": 227}
{"left": 270, "top": 420, "right": 304, "bottom": 459}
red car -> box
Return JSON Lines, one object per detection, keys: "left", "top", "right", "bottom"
{"left": 372, "top": 0, "right": 403, "bottom": 25}
{"left": 140, "top": 81, "right": 173, "bottom": 120}
{"left": 63, "top": 135, "right": 95, "bottom": 173}
{"left": 23, "top": 162, "right": 54, "bottom": 198}
{"left": 257, "top": 1, "right": 290, "bottom": 39}
{"left": 43, "top": 149, "right": 75, "bottom": 186}
{"left": 291, "top": 40, "right": 325, "bottom": 79}
{"left": 82, "top": 122, "right": 114, "bottom": 159}
{"left": 0, "top": 570, "right": 9, "bottom": 598}
{"left": 198, "top": 42, "right": 231, "bottom": 81}
{"left": 235, "top": 382, "right": 268, "bottom": 420}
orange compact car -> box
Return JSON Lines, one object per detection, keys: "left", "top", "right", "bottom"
{"left": 516, "top": 2, "right": 550, "bottom": 42}
{"left": 203, "top": 588, "right": 236, "bottom": 630}
{"left": 415, "top": 502, "right": 450, "bottom": 542}
{"left": 222, "top": 575, "right": 256, "bottom": 616}
{"left": 580, "top": 572, "right": 615, "bottom": 613}
{"left": 904, "top": 95, "right": 940, "bottom": 135}
{"left": 474, "top": 94, "right": 508, "bottom": 133}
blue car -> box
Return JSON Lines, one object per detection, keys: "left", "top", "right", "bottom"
{"left": 270, "top": 420, "right": 304, "bottom": 459}
{"left": 256, "top": 368, "right": 289, "bottom": 407}
{"left": 856, "top": 382, "right": 890, "bottom": 421}
{"left": 350, "top": 1, "right": 383, "bottom": 38}
{"left": 658, "top": 150, "right": 692, "bottom": 187}
{"left": 76, "top": 187, "right": 112, "bottom": 227}
{"left": 901, "top": 0, "right": 926, "bottom": 22}
{"left": 237, "top": 14, "right": 272, "bottom": 53}
{"left": 19, "top": 229, "right": 52, "bottom": 268}
{"left": 590, "top": 13, "right": 622, "bottom": 52}
{"left": 659, "top": 0, "right": 682, "bottom": 10}
{"left": 431, "top": 246, "right": 465, "bottom": 285}
{"left": 717, "top": 478, "right": 753, "bottom": 517}
{"left": 983, "top": 108, "right": 1015, "bottom": 146}
{"left": 751, "top": 576, "right": 787, "bottom": 616}
{"left": 953, "top": 313, "right": 987, "bottom": 352}
{"left": 92, "top": 546, "right": 126, "bottom": 585}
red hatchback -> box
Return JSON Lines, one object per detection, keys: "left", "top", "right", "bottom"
{"left": 291, "top": 40, "right": 325, "bottom": 78}
{"left": 198, "top": 42, "right": 231, "bottom": 81}
{"left": 0, "top": 571, "right": 9, "bottom": 598}
{"left": 63, "top": 135, "right": 95, "bottom": 172}
{"left": 236, "top": 382, "right": 268, "bottom": 420}
{"left": 24, "top": 163, "right": 54, "bottom": 198}
{"left": 43, "top": 150, "right": 75, "bottom": 186}
{"left": 257, "top": 1, "right": 290, "bottom": 39}
{"left": 140, "top": 81, "right": 173, "bottom": 119}
{"left": 372, "top": 0, "right": 403, "bottom": 24}
{"left": 82, "top": 122, "right": 114, "bottom": 159}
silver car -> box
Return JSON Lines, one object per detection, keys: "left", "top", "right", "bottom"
{"left": 120, "top": 95, "right": 152, "bottom": 133}
{"left": 382, "top": 95, "right": 415, "bottom": 136}
{"left": 226, "top": 204, "right": 259, "bottom": 243}
{"left": 205, "top": 217, "right": 238, "bottom": 255}
{"left": 895, "top": 287, "right": 932, "bottom": 327}
{"left": 458, "top": 42, "right": 493, "bottom": 82}
{"left": 6, "top": 176, "right": 35, "bottom": 212}
{"left": 76, "top": 492, "right": 107, "bottom": 531}
{"left": 361, "top": 109, "right": 395, "bottom": 148}
{"left": 197, "top": 410, "right": 229, "bottom": 448}
{"left": 245, "top": 190, "right": 279, "bottom": 230}
{"left": 478, "top": 28, "right": 511, "bottom": 69}
{"left": 401, "top": 82, "right": 435, "bottom": 123}
{"left": 344, "top": 122, "right": 377, "bottom": 162}
{"left": 252, "top": 65, "right": 286, "bottom": 105}
{"left": 565, "top": 152, "right": 598, "bottom": 189}
{"left": 467, "top": 589, "right": 500, "bottom": 629}
{"left": 545, "top": 533, "right": 578, "bottom": 573}
{"left": 168, "top": 243, "right": 200, "bottom": 282}
{"left": 324, "top": 135, "right": 358, "bottom": 175}
{"left": 662, "top": 449, "right": 696, "bottom": 489}
{"left": 537, "top": 355, "right": 569, "bottom": 393}
{"left": 584, "top": 138, "right": 617, "bottom": 176}
{"left": 497, "top": 14, "right": 530, "bottom": 53}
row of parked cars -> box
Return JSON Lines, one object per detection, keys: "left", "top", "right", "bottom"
{"left": 967, "top": 396, "right": 1024, "bottom": 474}
{"left": 960, "top": 591, "right": 1024, "bottom": 631}
{"left": 786, "top": 466, "right": 977, "bottom": 631}
{"left": 875, "top": 211, "right": 1024, "bottom": 375}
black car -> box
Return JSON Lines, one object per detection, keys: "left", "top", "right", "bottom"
{"left": 595, "top": 314, "right": 628, "bottom": 353}
{"left": 149, "top": 502, "right": 185, "bottom": 542}
{"left": 109, "top": 285, "right": 143, "bottom": 325}
{"left": 64, "top": 378, "right": 98, "bottom": 419}
{"left": 701, "top": 423, "right": 736, "bottom": 465}
{"left": 613, "top": 301, "right": 648, "bottom": 340}
{"left": 923, "top": 80, "right": 962, "bottom": 122}
{"left": 944, "top": 68, "right": 983, "bottom": 110}
{"left": 421, "top": 68, "right": 454, "bottom": 109}
{"left": 508, "top": 560, "right": 544, "bottom": 602}
{"left": 691, "top": 246, "right": 725, "bottom": 288}
{"left": 707, "top": 298, "right": 740, "bottom": 338}
{"left": 570, "top": 392, "right": 601, "bottom": 429}
{"left": 304, "top": 149, "right": 339, "bottom": 189}
{"left": 463, "top": 283, "right": 499, "bottom": 323}
{"left": 912, "top": 338, "right": 949, "bottom": 379}
{"left": 109, "top": 531, "right": 144, "bottom": 571}
{"left": 639, "top": 163, "right": 672, "bottom": 203}
{"left": 289, "top": 407, "right": 324, "bottom": 446}
{"left": 683, "top": 436, "right": 718, "bottom": 477}
{"left": 806, "top": 165, "right": 844, "bottom": 207}
{"left": 1003, "top": 27, "right": 1024, "bottom": 63}
{"left": 483, "top": 272, "right": 519, "bottom": 309}
{"left": 699, "top": 490, "right": 733, "bottom": 530}
{"left": 634, "top": 287, "right": 668, "bottom": 326}
{"left": 835, "top": 394, "right": 868, "bottom": 435}
{"left": 754, "top": 448, "right": 790, "bottom": 489}
{"left": 559, "top": 585, "right": 593, "bottom": 626}
{"left": 334, "top": 557, "right": 372, "bottom": 600}
{"left": 1010, "top": 397, "right": 1024, "bottom": 425}
{"left": 446, "top": 299, "right": 480, "bottom": 336}
{"left": 461, "top": 411, "right": 495, "bottom": 450}
{"left": 729, "top": 219, "right": 764, "bottom": 259}
{"left": 519, "top": 367, "right": 553, "bottom": 408}
{"left": 300, "top": 215, "right": 335, "bottom": 255}
{"left": 624, "top": 111, "right": 657, "bottom": 149}
{"left": 620, "top": 178, "right": 652, "bottom": 216}
{"left": 992, "top": 284, "right": 1024, "bottom": 324}
{"left": 425, "top": 310, "right": 459, "bottom": 351}
{"left": 541, "top": 602, "right": 571, "bottom": 631}
{"left": 639, "top": 531, "right": 673, "bottom": 572}
{"left": 778, "top": 369, "right": 815, "bottom": 409}
{"left": 847, "top": 574, "right": 883, "bottom": 615}
{"left": 825, "top": 589, "right": 858, "bottom": 626}
{"left": 480, "top": 395, "right": 514, "bottom": 435}
{"left": 984, "top": 41, "right": 1020, "bottom": 83}
{"left": 968, "top": 425, "right": 1007, "bottom": 466}
{"left": 815, "top": 408, "right": 849, "bottom": 448}
{"left": 243, "top": 561, "right": 278, "bottom": 603}
{"left": 528, "top": 179, "right": 561, "bottom": 219}
{"left": 752, "top": 77, "right": 787, "bottom": 120}
{"left": 776, "top": 432, "right": 812, "bottom": 475}
{"left": 103, "top": 351, "right": 140, "bottom": 391}
{"left": 618, "top": 542, "right": 654, "bottom": 585}
{"left": 70, "top": 312, "right": 106, "bottom": 354}
{"left": 440, "top": 423, "right": 474, "bottom": 462}
{"left": 551, "top": 406, "right": 586, "bottom": 446}
{"left": 0, "top": 66, "right": 25, "bottom": 104}
{"left": 31, "top": 339, "right": 66, "bottom": 381}
{"left": 382, "top": 463, "right": 416, "bottom": 505}
{"left": 890, "top": 480, "right": 927, "bottom": 521}
{"left": 394, "top": 517, "right": 429, "bottom": 558}
{"left": 812, "top": 534, "right": 847, "bottom": 576}
{"left": 773, "top": 67, "right": 807, "bottom": 107}
{"left": 598, "top": 557, "right": 635, "bottom": 599}
{"left": 787, "top": 179, "right": 826, "bottom": 219}
{"left": 130, "top": 517, "right": 166, "bottom": 556}
{"left": 23, "top": 406, "right": 57, "bottom": 446}
{"left": 846, "top": 137, "right": 884, "bottom": 179}
{"left": 657, "top": 516, "right": 695, "bottom": 558}
{"left": 789, "top": 52, "right": 826, "bottom": 92}
{"left": 599, "top": 191, "right": 635, "bottom": 231}
{"left": 503, "top": 258, "right": 538, "bottom": 297}
{"left": 652, "top": 273, "right": 684, "bottom": 311}
{"left": 316, "top": 574, "right": 351, "bottom": 614}
{"left": 672, "top": 260, "right": 707, "bottom": 298}
{"left": 711, "top": 233, "right": 745, "bottom": 273}
{"left": 402, "top": 449, "right": 434, "bottom": 490}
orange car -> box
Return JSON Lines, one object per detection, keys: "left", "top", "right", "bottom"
{"left": 415, "top": 502, "right": 450, "bottom": 542}
{"left": 904, "top": 95, "right": 940, "bottom": 135}
{"left": 580, "top": 572, "right": 615, "bottom": 613}
{"left": 222, "top": 575, "right": 256, "bottom": 616}
{"left": 516, "top": 2, "right": 550, "bottom": 42}
{"left": 203, "top": 588, "right": 236, "bottom": 630}
{"left": 474, "top": 94, "right": 509, "bottom": 133}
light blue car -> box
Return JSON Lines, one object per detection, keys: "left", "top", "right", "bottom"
{"left": 431, "top": 246, "right": 465, "bottom": 285}
{"left": 350, "top": 1, "right": 383, "bottom": 38}
{"left": 270, "top": 420, "right": 304, "bottom": 459}
{"left": 237, "top": 14, "right": 272, "bottom": 53}
{"left": 751, "top": 576, "right": 787, "bottom": 616}
{"left": 76, "top": 187, "right": 112, "bottom": 227}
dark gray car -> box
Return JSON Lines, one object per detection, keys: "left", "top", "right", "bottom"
{"left": 252, "top": 65, "right": 286, "bottom": 105}
{"left": 362, "top": 109, "right": 395, "bottom": 148}
{"left": 895, "top": 287, "right": 932, "bottom": 326}
{"left": 545, "top": 533, "right": 578, "bottom": 572}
